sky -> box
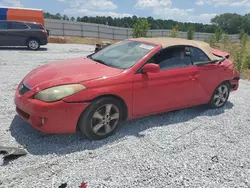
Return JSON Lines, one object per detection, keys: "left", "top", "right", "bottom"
{"left": 0, "top": 0, "right": 249, "bottom": 24}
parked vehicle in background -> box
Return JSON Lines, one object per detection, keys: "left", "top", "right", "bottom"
{"left": 0, "top": 20, "right": 48, "bottom": 50}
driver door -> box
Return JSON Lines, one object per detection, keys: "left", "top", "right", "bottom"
{"left": 132, "top": 46, "right": 207, "bottom": 116}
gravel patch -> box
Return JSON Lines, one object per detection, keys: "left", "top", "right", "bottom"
{"left": 0, "top": 44, "right": 250, "bottom": 188}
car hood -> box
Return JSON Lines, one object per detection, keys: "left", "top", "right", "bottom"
{"left": 23, "top": 57, "right": 123, "bottom": 90}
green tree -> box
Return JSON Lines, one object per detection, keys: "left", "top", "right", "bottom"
{"left": 76, "top": 17, "right": 81, "bottom": 22}
{"left": 169, "top": 25, "right": 180, "bottom": 38}
{"left": 222, "top": 33, "right": 231, "bottom": 48}
{"left": 187, "top": 25, "right": 195, "bottom": 40}
{"left": 234, "top": 32, "right": 249, "bottom": 73}
{"left": 132, "top": 18, "right": 150, "bottom": 38}
{"left": 240, "top": 32, "right": 248, "bottom": 47}
{"left": 55, "top": 13, "right": 62, "bottom": 20}
{"left": 70, "top": 17, "right": 75, "bottom": 21}
{"left": 211, "top": 13, "right": 243, "bottom": 34}
{"left": 62, "top": 14, "right": 69, "bottom": 21}
{"left": 239, "top": 29, "right": 245, "bottom": 40}
{"left": 215, "top": 28, "right": 224, "bottom": 42}
{"left": 206, "top": 34, "right": 216, "bottom": 47}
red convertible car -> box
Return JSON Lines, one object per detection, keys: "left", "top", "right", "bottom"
{"left": 14, "top": 37, "right": 240, "bottom": 140}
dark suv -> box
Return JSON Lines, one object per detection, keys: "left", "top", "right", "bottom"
{"left": 0, "top": 20, "right": 48, "bottom": 50}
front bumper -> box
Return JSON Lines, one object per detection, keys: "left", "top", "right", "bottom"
{"left": 14, "top": 88, "right": 90, "bottom": 134}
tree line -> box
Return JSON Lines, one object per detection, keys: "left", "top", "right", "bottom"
{"left": 44, "top": 12, "right": 250, "bottom": 35}
{"left": 44, "top": 12, "right": 216, "bottom": 33}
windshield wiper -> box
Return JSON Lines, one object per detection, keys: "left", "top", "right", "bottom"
{"left": 92, "top": 58, "right": 108, "bottom": 66}
{"left": 87, "top": 54, "right": 93, "bottom": 59}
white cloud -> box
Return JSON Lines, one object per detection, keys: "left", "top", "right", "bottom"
{"left": 189, "top": 13, "right": 218, "bottom": 23}
{"left": 0, "top": 0, "right": 22, "bottom": 7}
{"left": 153, "top": 7, "right": 195, "bottom": 19}
{"left": 58, "top": 0, "right": 132, "bottom": 18}
{"left": 57, "top": 0, "right": 117, "bottom": 10}
{"left": 135, "top": 0, "right": 172, "bottom": 9}
{"left": 64, "top": 8, "right": 133, "bottom": 18}
{"left": 134, "top": 0, "right": 216, "bottom": 23}
{"left": 196, "top": 0, "right": 204, "bottom": 6}
{"left": 196, "top": 0, "right": 250, "bottom": 7}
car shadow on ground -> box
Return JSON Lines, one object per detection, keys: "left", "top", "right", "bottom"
{"left": 0, "top": 47, "right": 48, "bottom": 51}
{"left": 10, "top": 102, "right": 234, "bottom": 156}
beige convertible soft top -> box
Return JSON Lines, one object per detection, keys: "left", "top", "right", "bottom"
{"left": 129, "top": 37, "right": 221, "bottom": 60}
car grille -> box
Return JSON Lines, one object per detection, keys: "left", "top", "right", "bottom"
{"left": 19, "top": 83, "right": 30, "bottom": 95}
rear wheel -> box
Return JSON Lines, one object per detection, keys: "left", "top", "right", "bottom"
{"left": 27, "top": 39, "right": 40, "bottom": 51}
{"left": 208, "top": 82, "right": 230, "bottom": 108}
{"left": 78, "top": 97, "right": 123, "bottom": 140}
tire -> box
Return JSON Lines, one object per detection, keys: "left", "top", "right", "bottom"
{"left": 27, "top": 38, "right": 40, "bottom": 51}
{"left": 208, "top": 82, "right": 230, "bottom": 108}
{"left": 78, "top": 97, "right": 124, "bottom": 140}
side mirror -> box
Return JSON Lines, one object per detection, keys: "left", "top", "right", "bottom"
{"left": 142, "top": 63, "right": 160, "bottom": 73}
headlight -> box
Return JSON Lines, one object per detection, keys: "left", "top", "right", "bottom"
{"left": 34, "top": 84, "right": 86, "bottom": 102}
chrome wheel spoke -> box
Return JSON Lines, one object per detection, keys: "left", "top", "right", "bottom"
{"left": 214, "top": 95, "right": 220, "bottom": 99}
{"left": 93, "top": 111, "right": 104, "bottom": 120}
{"left": 93, "top": 123, "right": 104, "bottom": 133}
{"left": 222, "top": 87, "right": 228, "bottom": 94}
{"left": 110, "top": 113, "right": 119, "bottom": 120}
{"left": 104, "top": 124, "right": 112, "bottom": 134}
{"left": 218, "top": 86, "right": 223, "bottom": 94}
{"left": 221, "top": 97, "right": 226, "bottom": 102}
{"left": 105, "top": 104, "right": 112, "bottom": 116}
{"left": 215, "top": 98, "right": 221, "bottom": 106}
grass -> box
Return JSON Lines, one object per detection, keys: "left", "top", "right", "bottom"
{"left": 48, "top": 36, "right": 250, "bottom": 80}
{"left": 215, "top": 42, "right": 250, "bottom": 79}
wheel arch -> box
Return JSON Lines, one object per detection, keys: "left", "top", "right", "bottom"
{"left": 211, "top": 80, "right": 231, "bottom": 97}
{"left": 220, "top": 80, "right": 231, "bottom": 88}
{"left": 26, "top": 37, "right": 41, "bottom": 45}
{"left": 76, "top": 94, "right": 128, "bottom": 131}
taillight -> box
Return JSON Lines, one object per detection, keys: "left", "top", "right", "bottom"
{"left": 41, "top": 29, "right": 47, "bottom": 35}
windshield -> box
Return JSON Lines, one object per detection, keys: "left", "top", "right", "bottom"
{"left": 90, "top": 40, "right": 156, "bottom": 69}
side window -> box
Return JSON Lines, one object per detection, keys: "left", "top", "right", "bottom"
{"left": 148, "top": 46, "right": 192, "bottom": 70}
{"left": 27, "top": 23, "right": 44, "bottom": 29}
{"left": 190, "top": 47, "right": 210, "bottom": 63}
{"left": 0, "top": 22, "right": 8, "bottom": 30}
{"left": 9, "top": 22, "right": 29, "bottom": 29}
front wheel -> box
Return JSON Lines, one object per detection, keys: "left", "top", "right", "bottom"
{"left": 27, "top": 39, "right": 40, "bottom": 51}
{"left": 78, "top": 97, "right": 123, "bottom": 140}
{"left": 208, "top": 82, "right": 230, "bottom": 108}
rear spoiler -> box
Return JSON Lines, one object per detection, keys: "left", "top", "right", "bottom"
{"left": 212, "top": 49, "right": 230, "bottom": 59}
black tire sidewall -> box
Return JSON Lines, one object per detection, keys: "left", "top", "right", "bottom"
{"left": 27, "top": 39, "right": 40, "bottom": 50}
{"left": 78, "top": 97, "right": 123, "bottom": 140}
{"left": 209, "top": 82, "right": 230, "bottom": 108}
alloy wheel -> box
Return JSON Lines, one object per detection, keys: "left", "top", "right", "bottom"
{"left": 91, "top": 104, "right": 120, "bottom": 136}
{"left": 213, "top": 84, "right": 229, "bottom": 107}
{"left": 29, "top": 40, "right": 39, "bottom": 50}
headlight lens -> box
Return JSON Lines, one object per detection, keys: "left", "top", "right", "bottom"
{"left": 34, "top": 84, "right": 86, "bottom": 102}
